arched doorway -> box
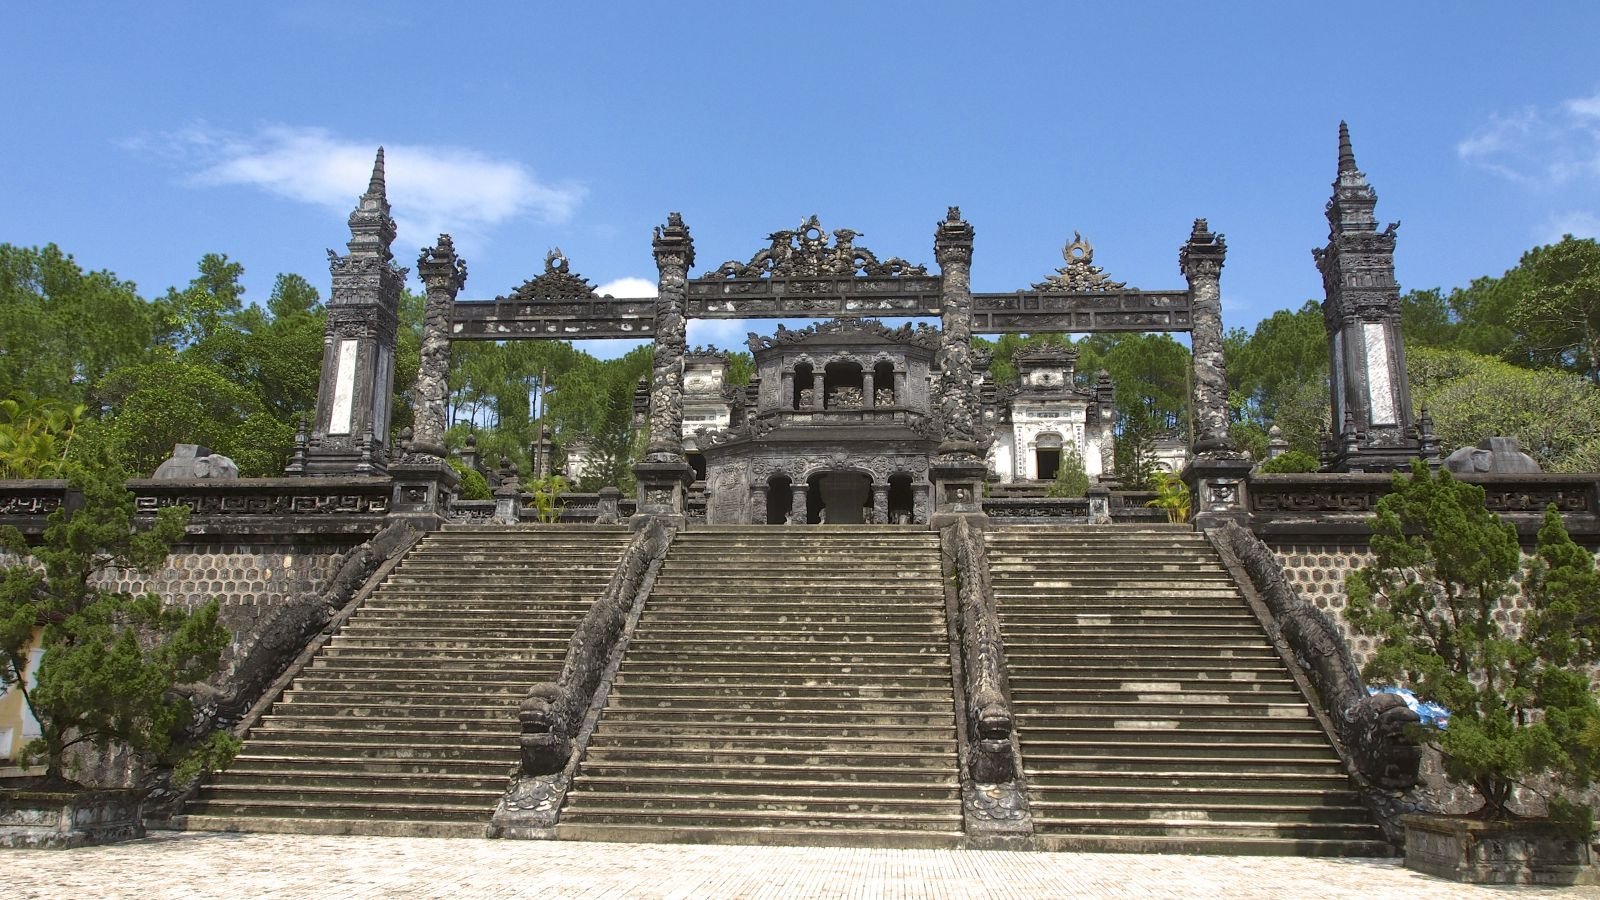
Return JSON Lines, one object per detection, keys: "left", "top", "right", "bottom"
{"left": 888, "top": 473, "right": 915, "bottom": 524}
{"left": 766, "top": 474, "right": 793, "bottom": 525}
{"left": 808, "top": 470, "right": 871, "bottom": 524}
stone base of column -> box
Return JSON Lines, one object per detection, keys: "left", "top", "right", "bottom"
{"left": 631, "top": 456, "right": 694, "bottom": 529}
{"left": 1181, "top": 453, "right": 1253, "bottom": 529}
{"left": 387, "top": 456, "right": 460, "bottom": 532}
{"left": 595, "top": 486, "right": 624, "bottom": 525}
{"left": 929, "top": 453, "right": 989, "bottom": 528}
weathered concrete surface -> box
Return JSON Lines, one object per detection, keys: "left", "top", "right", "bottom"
{"left": 7, "top": 832, "right": 1596, "bottom": 898}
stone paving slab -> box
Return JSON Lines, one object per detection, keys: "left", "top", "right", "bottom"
{"left": 5, "top": 833, "right": 1597, "bottom": 899}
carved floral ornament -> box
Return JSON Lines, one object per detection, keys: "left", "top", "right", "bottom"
{"left": 745, "top": 318, "right": 940, "bottom": 353}
{"left": 1032, "top": 232, "right": 1126, "bottom": 293}
{"left": 702, "top": 215, "right": 928, "bottom": 280}
{"left": 497, "top": 248, "right": 605, "bottom": 303}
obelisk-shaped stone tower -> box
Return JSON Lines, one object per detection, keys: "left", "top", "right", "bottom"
{"left": 1313, "top": 123, "right": 1423, "bottom": 472}
{"left": 303, "top": 148, "right": 406, "bottom": 475}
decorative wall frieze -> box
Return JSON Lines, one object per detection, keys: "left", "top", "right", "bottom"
{"left": 701, "top": 215, "right": 927, "bottom": 280}
{"left": 497, "top": 249, "right": 602, "bottom": 303}
{"left": 1032, "top": 232, "right": 1126, "bottom": 292}
{"left": 745, "top": 318, "right": 940, "bottom": 353}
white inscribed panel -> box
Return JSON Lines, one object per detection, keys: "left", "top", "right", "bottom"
{"left": 330, "top": 339, "right": 358, "bottom": 435}
{"left": 1364, "top": 323, "right": 1395, "bottom": 426}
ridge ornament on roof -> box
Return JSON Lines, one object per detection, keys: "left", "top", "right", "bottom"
{"left": 702, "top": 215, "right": 928, "bottom": 280}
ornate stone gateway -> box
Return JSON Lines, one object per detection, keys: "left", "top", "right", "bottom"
{"left": 299, "top": 156, "right": 1243, "bottom": 524}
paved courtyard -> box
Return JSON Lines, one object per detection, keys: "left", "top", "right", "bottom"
{"left": 5, "top": 832, "right": 1597, "bottom": 899}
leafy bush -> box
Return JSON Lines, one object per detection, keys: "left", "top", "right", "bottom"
{"left": 1044, "top": 446, "right": 1091, "bottom": 498}
{"left": 446, "top": 457, "right": 491, "bottom": 501}
{"left": 1346, "top": 462, "right": 1600, "bottom": 835}
{"left": 1144, "top": 471, "right": 1190, "bottom": 523}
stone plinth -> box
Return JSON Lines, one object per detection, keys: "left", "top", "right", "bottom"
{"left": 1403, "top": 815, "right": 1598, "bottom": 886}
{"left": 387, "top": 458, "right": 460, "bottom": 531}
{"left": 1182, "top": 454, "right": 1252, "bottom": 529}
{"left": 632, "top": 457, "right": 694, "bottom": 528}
{"left": 929, "top": 453, "right": 988, "bottom": 527}
{"left": 0, "top": 788, "right": 144, "bottom": 849}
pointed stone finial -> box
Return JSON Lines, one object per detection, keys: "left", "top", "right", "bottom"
{"left": 368, "top": 146, "right": 387, "bottom": 199}
{"left": 1337, "top": 121, "right": 1356, "bottom": 174}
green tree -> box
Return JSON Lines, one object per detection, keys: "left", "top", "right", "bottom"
{"left": 1259, "top": 449, "right": 1321, "bottom": 474}
{"left": 0, "top": 244, "right": 155, "bottom": 410}
{"left": 1345, "top": 465, "right": 1600, "bottom": 830}
{"left": 0, "top": 468, "right": 229, "bottom": 783}
{"left": 1408, "top": 346, "right": 1600, "bottom": 473}
{"left": 1512, "top": 236, "right": 1600, "bottom": 384}
{"left": 0, "top": 395, "right": 86, "bottom": 478}
{"left": 87, "top": 351, "right": 271, "bottom": 476}
{"left": 1044, "top": 445, "right": 1090, "bottom": 498}
{"left": 1225, "top": 300, "right": 1328, "bottom": 455}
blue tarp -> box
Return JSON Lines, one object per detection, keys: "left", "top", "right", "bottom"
{"left": 1369, "top": 685, "right": 1450, "bottom": 729}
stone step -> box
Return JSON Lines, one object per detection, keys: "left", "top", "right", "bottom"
{"left": 1031, "top": 798, "right": 1371, "bottom": 822}
{"left": 228, "top": 755, "right": 510, "bottom": 775}
{"left": 187, "top": 797, "right": 493, "bottom": 823}
{"left": 581, "top": 733, "right": 956, "bottom": 753}
{"left": 241, "top": 730, "right": 517, "bottom": 749}
{"left": 554, "top": 807, "right": 961, "bottom": 833}
{"left": 606, "top": 685, "right": 953, "bottom": 702}
{"left": 316, "top": 646, "right": 566, "bottom": 662}
{"left": 573, "top": 763, "right": 958, "bottom": 787}
{"left": 570, "top": 785, "right": 961, "bottom": 809}
{"left": 1023, "top": 740, "right": 1338, "bottom": 761}
{"left": 605, "top": 673, "right": 953, "bottom": 689}
{"left": 554, "top": 821, "right": 962, "bottom": 849}
{"left": 564, "top": 792, "right": 960, "bottom": 816}
{"left": 176, "top": 815, "right": 488, "bottom": 839}
{"left": 1018, "top": 754, "right": 1344, "bottom": 775}
{"left": 582, "top": 747, "right": 956, "bottom": 770}
{"left": 1028, "top": 818, "right": 1385, "bottom": 843}
{"left": 1024, "top": 770, "right": 1351, "bottom": 791}
{"left": 212, "top": 770, "right": 508, "bottom": 791}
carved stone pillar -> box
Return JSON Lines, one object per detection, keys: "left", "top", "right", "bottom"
{"left": 302, "top": 148, "right": 405, "bottom": 476}
{"left": 894, "top": 369, "right": 907, "bottom": 406}
{"left": 410, "top": 235, "right": 466, "bottom": 458}
{"left": 930, "top": 207, "right": 988, "bottom": 526}
{"left": 1179, "top": 218, "right": 1250, "bottom": 529}
{"left": 750, "top": 482, "right": 768, "bottom": 525}
{"left": 812, "top": 370, "right": 825, "bottom": 410}
{"left": 780, "top": 370, "right": 794, "bottom": 409}
{"left": 872, "top": 483, "right": 889, "bottom": 525}
{"left": 633, "top": 213, "right": 696, "bottom": 526}
{"left": 862, "top": 370, "right": 876, "bottom": 410}
{"left": 789, "top": 484, "right": 807, "bottom": 525}
{"left": 1181, "top": 218, "right": 1231, "bottom": 457}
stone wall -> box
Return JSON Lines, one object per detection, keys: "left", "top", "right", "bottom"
{"left": 99, "top": 541, "right": 347, "bottom": 684}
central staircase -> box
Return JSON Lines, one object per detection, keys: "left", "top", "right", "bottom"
{"left": 557, "top": 525, "right": 964, "bottom": 847}
{"left": 985, "top": 524, "right": 1388, "bottom": 855}
{"left": 184, "top": 524, "right": 632, "bottom": 837}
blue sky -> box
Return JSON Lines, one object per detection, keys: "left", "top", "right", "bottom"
{"left": 5, "top": 3, "right": 1599, "bottom": 356}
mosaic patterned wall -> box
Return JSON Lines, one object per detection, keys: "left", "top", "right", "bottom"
{"left": 99, "top": 542, "right": 346, "bottom": 681}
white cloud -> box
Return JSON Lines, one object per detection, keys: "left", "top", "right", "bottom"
{"left": 594, "top": 277, "right": 656, "bottom": 298}
{"left": 687, "top": 319, "right": 758, "bottom": 351}
{"left": 128, "top": 124, "right": 584, "bottom": 251}
{"left": 1537, "top": 211, "right": 1600, "bottom": 244}
{"left": 1458, "top": 92, "right": 1600, "bottom": 187}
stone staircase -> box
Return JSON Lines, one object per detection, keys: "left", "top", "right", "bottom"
{"left": 183, "top": 524, "right": 632, "bottom": 837}
{"left": 557, "top": 525, "right": 963, "bottom": 847}
{"left": 984, "top": 524, "right": 1388, "bottom": 856}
